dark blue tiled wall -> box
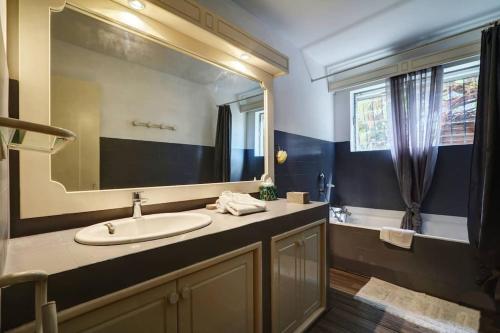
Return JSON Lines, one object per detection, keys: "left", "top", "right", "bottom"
{"left": 274, "top": 130, "right": 335, "bottom": 203}
{"left": 230, "top": 148, "right": 264, "bottom": 182}
{"left": 100, "top": 137, "right": 215, "bottom": 189}
{"left": 100, "top": 138, "right": 263, "bottom": 189}
{"left": 334, "top": 141, "right": 472, "bottom": 216}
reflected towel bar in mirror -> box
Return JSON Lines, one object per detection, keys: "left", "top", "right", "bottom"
{"left": 0, "top": 116, "right": 76, "bottom": 154}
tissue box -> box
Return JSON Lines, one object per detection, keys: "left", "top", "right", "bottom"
{"left": 286, "top": 192, "right": 310, "bottom": 204}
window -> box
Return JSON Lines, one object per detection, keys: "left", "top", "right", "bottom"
{"left": 350, "top": 84, "right": 389, "bottom": 151}
{"left": 440, "top": 61, "right": 479, "bottom": 145}
{"left": 254, "top": 110, "right": 265, "bottom": 156}
{"left": 350, "top": 60, "right": 480, "bottom": 152}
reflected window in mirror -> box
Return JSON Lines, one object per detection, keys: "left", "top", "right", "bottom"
{"left": 49, "top": 8, "right": 265, "bottom": 191}
{"left": 254, "top": 111, "right": 264, "bottom": 157}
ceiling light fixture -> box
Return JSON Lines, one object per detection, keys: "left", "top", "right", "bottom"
{"left": 128, "top": 0, "right": 145, "bottom": 10}
{"left": 240, "top": 53, "right": 250, "bottom": 61}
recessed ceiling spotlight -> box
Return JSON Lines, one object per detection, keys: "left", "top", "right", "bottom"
{"left": 128, "top": 0, "right": 145, "bottom": 10}
{"left": 240, "top": 53, "right": 250, "bottom": 61}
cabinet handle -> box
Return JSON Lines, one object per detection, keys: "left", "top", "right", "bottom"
{"left": 168, "top": 292, "right": 179, "bottom": 305}
{"left": 181, "top": 286, "right": 191, "bottom": 300}
{"left": 295, "top": 240, "right": 304, "bottom": 247}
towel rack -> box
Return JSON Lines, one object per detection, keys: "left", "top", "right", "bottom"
{"left": 132, "top": 120, "right": 176, "bottom": 131}
{"left": 0, "top": 116, "right": 76, "bottom": 154}
{"left": 0, "top": 270, "right": 58, "bottom": 333}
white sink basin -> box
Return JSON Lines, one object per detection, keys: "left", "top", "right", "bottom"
{"left": 75, "top": 213, "right": 212, "bottom": 245}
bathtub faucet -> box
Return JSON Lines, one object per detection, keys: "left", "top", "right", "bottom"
{"left": 331, "top": 206, "right": 351, "bottom": 223}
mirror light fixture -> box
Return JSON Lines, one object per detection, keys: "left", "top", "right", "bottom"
{"left": 128, "top": 0, "right": 145, "bottom": 10}
{"left": 240, "top": 53, "right": 250, "bottom": 61}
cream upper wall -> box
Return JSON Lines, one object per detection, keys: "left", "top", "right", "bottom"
{"left": 52, "top": 39, "right": 257, "bottom": 149}
{"left": 53, "top": 39, "right": 217, "bottom": 147}
{"left": 197, "top": 0, "right": 334, "bottom": 143}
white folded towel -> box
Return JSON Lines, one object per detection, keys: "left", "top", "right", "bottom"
{"left": 216, "top": 191, "right": 266, "bottom": 216}
{"left": 380, "top": 227, "right": 415, "bottom": 249}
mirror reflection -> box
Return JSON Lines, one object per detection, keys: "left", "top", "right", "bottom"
{"left": 50, "top": 8, "right": 265, "bottom": 191}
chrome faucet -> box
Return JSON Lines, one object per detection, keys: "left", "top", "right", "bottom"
{"left": 331, "top": 206, "right": 351, "bottom": 223}
{"left": 132, "top": 191, "right": 148, "bottom": 219}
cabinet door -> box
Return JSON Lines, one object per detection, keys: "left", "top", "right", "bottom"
{"left": 300, "top": 225, "right": 322, "bottom": 321}
{"left": 59, "top": 282, "right": 178, "bottom": 333}
{"left": 272, "top": 233, "right": 303, "bottom": 333}
{"left": 177, "top": 252, "right": 255, "bottom": 333}
{"left": 271, "top": 221, "right": 326, "bottom": 333}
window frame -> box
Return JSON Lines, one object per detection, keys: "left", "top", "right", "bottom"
{"left": 440, "top": 59, "right": 480, "bottom": 146}
{"left": 348, "top": 58, "right": 480, "bottom": 152}
{"left": 349, "top": 82, "right": 389, "bottom": 152}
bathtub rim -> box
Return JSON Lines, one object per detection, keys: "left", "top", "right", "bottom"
{"left": 330, "top": 206, "right": 469, "bottom": 244}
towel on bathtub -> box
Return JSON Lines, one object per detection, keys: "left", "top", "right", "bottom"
{"left": 380, "top": 227, "right": 415, "bottom": 249}
{"left": 216, "top": 191, "right": 266, "bottom": 216}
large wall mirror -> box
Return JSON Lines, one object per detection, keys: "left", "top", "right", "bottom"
{"left": 50, "top": 8, "right": 265, "bottom": 192}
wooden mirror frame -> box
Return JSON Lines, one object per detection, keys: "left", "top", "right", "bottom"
{"left": 8, "top": 0, "right": 280, "bottom": 218}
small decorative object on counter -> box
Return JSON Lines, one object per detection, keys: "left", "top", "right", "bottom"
{"left": 259, "top": 175, "right": 278, "bottom": 201}
{"left": 276, "top": 145, "right": 287, "bottom": 164}
{"left": 286, "top": 192, "right": 310, "bottom": 204}
{"left": 205, "top": 203, "right": 217, "bottom": 210}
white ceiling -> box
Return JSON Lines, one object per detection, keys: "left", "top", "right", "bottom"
{"left": 232, "top": 0, "right": 500, "bottom": 67}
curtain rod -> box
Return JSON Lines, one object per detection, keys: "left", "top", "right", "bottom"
{"left": 311, "top": 19, "right": 500, "bottom": 83}
{"left": 217, "top": 93, "right": 263, "bottom": 107}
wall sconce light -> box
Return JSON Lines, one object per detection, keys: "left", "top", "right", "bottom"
{"left": 275, "top": 145, "right": 287, "bottom": 164}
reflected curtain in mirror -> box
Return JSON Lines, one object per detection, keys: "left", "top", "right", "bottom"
{"left": 214, "top": 105, "right": 232, "bottom": 182}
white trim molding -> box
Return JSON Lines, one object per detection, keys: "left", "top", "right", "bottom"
{"left": 327, "top": 28, "right": 482, "bottom": 92}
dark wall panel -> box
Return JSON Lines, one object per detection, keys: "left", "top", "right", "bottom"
{"left": 423, "top": 144, "right": 473, "bottom": 216}
{"left": 274, "top": 130, "right": 335, "bottom": 202}
{"left": 100, "top": 137, "right": 215, "bottom": 189}
{"left": 334, "top": 141, "right": 472, "bottom": 216}
{"left": 100, "top": 138, "right": 263, "bottom": 189}
{"left": 333, "top": 142, "right": 404, "bottom": 210}
{"left": 243, "top": 149, "right": 264, "bottom": 181}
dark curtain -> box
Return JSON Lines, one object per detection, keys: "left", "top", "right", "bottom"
{"left": 468, "top": 25, "right": 500, "bottom": 302}
{"left": 388, "top": 66, "right": 444, "bottom": 232}
{"left": 214, "top": 105, "right": 232, "bottom": 182}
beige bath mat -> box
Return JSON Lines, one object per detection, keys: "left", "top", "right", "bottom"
{"left": 355, "top": 277, "right": 480, "bottom": 333}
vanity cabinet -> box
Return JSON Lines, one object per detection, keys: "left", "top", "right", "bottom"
{"left": 57, "top": 246, "right": 259, "bottom": 333}
{"left": 177, "top": 252, "right": 254, "bottom": 333}
{"left": 271, "top": 220, "right": 326, "bottom": 333}
{"left": 59, "top": 282, "right": 178, "bottom": 333}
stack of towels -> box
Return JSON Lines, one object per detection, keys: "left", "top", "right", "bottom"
{"left": 379, "top": 227, "right": 415, "bottom": 249}
{"left": 216, "top": 191, "right": 267, "bottom": 216}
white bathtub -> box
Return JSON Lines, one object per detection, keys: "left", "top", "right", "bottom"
{"left": 330, "top": 206, "right": 469, "bottom": 243}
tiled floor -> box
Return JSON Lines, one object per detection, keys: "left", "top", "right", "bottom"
{"left": 307, "top": 269, "right": 500, "bottom": 333}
